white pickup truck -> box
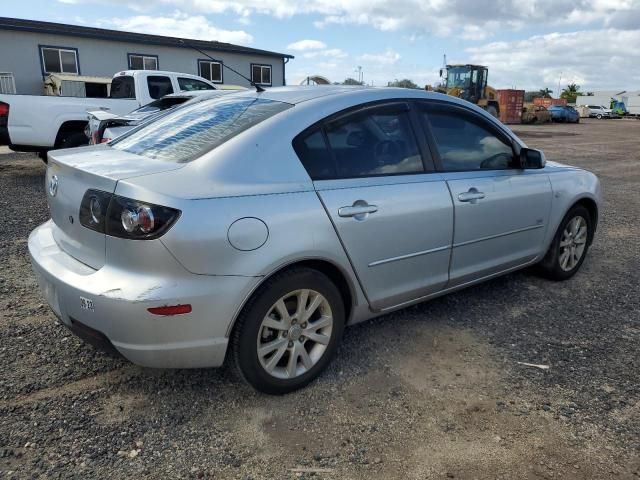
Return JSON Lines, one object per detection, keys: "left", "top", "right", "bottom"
{"left": 0, "top": 70, "right": 218, "bottom": 155}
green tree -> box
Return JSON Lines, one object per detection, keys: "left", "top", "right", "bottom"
{"left": 538, "top": 88, "right": 553, "bottom": 98}
{"left": 387, "top": 78, "right": 419, "bottom": 89}
{"left": 560, "top": 83, "right": 581, "bottom": 103}
{"left": 342, "top": 77, "right": 363, "bottom": 85}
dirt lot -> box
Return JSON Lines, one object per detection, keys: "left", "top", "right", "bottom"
{"left": 0, "top": 119, "right": 638, "bottom": 480}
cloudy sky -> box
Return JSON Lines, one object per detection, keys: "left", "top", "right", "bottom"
{"left": 5, "top": 0, "right": 640, "bottom": 91}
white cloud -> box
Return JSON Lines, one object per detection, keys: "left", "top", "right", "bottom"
{"left": 62, "top": 0, "right": 640, "bottom": 38}
{"left": 466, "top": 29, "right": 640, "bottom": 90}
{"left": 303, "top": 48, "right": 347, "bottom": 59}
{"left": 287, "top": 39, "right": 327, "bottom": 51}
{"left": 359, "top": 49, "right": 401, "bottom": 66}
{"left": 93, "top": 11, "right": 254, "bottom": 45}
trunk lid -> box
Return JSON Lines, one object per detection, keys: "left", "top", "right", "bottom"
{"left": 46, "top": 145, "right": 184, "bottom": 269}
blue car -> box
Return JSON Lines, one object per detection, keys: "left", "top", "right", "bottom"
{"left": 549, "top": 105, "right": 580, "bottom": 123}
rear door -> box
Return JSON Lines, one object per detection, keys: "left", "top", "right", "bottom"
{"left": 417, "top": 102, "right": 552, "bottom": 286}
{"left": 294, "top": 102, "right": 454, "bottom": 310}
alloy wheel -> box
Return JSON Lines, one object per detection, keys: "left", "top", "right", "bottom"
{"left": 558, "top": 216, "right": 588, "bottom": 271}
{"left": 256, "top": 289, "right": 333, "bottom": 379}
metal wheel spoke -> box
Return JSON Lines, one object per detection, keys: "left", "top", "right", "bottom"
{"left": 560, "top": 238, "right": 572, "bottom": 247}
{"left": 298, "top": 345, "right": 313, "bottom": 369}
{"left": 560, "top": 251, "right": 570, "bottom": 270}
{"left": 264, "top": 344, "right": 288, "bottom": 372}
{"left": 286, "top": 346, "right": 299, "bottom": 378}
{"left": 306, "top": 332, "right": 330, "bottom": 345}
{"left": 295, "top": 289, "right": 310, "bottom": 318}
{"left": 274, "top": 299, "right": 291, "bottom": 325}
{"left": 258, "top": 337, "right": 288, "bottom": 358}
{"left": 262, "top": 316, "right": 288, "bottom": 331}
{"left": 301, "top": 293, "right": 323, "bottom": 322}
{"left": 307, "top": 315, "right": 332, "bottom": 331}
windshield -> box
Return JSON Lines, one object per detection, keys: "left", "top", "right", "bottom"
{"left": 110, "top": 96, "right": 292, "bottom": 163}
{"left": 446, "top": 67, "right": 471, "bottom": 89}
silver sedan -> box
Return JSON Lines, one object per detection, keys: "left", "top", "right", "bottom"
{"left": 29, "top": 86, "right": 601, "bottom": 393}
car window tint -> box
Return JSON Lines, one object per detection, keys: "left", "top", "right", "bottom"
{"left": 147, "top": 76, "right": 174, "bottom": 99}
{"left": 324, "top": 106, "right": 423, "bottom": 178}
{"left": 110, "top": 76, "right": 135, "bottom": 99}
{"left": 293, "top": 129, "right": 336, "bottom": 180}
{"left": 110, "top": 97, "right": 292, "bottom": 163}
{"left": 423, "top": 109, "right": 515, "bottom": 171}
{"left": 178, "top": 77, "right": 214, "bottom": 91}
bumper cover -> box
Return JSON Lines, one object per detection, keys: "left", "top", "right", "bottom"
{"left": 28, "top": 220, "right": 259, "bottom": 368}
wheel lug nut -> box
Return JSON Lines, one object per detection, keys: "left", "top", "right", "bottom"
{"left": 302, "top": 323, "right": 307, "bottom": 328}
{"left": 299, "top": 337, "right": 305, "bottom": 342}
{"left": 288, "top": 341, "right": 293, "bottom": 348}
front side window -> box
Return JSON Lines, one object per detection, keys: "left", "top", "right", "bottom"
{"left": 128, "top": 54, "right": 158, "bottom": 70}
{"left": 41, "top": 47, "right": 79, "bottom": 74}
{"left": 198, "top": 61, "right": 222, "bottom": 83}
{"left": 251, "top": 64, "right": 272, "bottom": 86}
{"left": 178, "top": 77, "right": 214, "bottom": 91}
{"left": 422, "top": 107, "right": 515, "bottom": 171}
{"left": 147, "top": 76, "right": 174, "bottom": 99}
{"left": 312, "top": 105, "right": 423, "bottom": 179}
{"left": 110, "top": 97, "right": 292, "bottom": 163}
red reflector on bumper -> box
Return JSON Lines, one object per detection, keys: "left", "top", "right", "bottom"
{"left": 147, "top": 304, "right": 192, "bottom": 316}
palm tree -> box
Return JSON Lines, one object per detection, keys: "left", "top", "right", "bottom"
{"left": 561, "top": 83, "right": 581, "bottom": 103}
{"left": 538, "top": 88, "right": 553, "bottom": 98}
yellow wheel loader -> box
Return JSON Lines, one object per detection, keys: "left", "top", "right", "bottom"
{"left": 436, "top": 64, "right": 500, "bottom": 118}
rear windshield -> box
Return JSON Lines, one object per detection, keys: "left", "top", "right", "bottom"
{"left": 110, "top": 76, "right": 135, "bottom": 99}
{"left": 110, "top": 97, "right": 292, "bottom": 163}
{"left": 133, "top": 97, "right": 190, "bottom": 115}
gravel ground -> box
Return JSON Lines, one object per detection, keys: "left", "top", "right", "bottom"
{"left": 0, "top": 119, "right": 638, "bottom": 479}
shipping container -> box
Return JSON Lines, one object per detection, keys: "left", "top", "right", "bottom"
{"left": 497, "top": 89, "right": 524, "bottom": 124}
{"left": 533, "top": 97, "right": 567, "bottom": 107}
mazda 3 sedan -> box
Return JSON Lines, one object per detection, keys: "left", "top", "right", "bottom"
{"left": 29, "top": 86, "right": 601, "bottom": 394}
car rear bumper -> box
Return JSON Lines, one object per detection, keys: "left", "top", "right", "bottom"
{"left": 28, "top": 220, "right": 260, "bottom": 368}
{"left": 0, "top": 126, "right": 9, "bottom": 146}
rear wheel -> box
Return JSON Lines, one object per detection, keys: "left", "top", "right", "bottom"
{"left": 231, "top": 268, "right": 345, "bottom": 394}
{"left": 58, "top": 132, "right": 88, "bottom": 150}
{"left": 537, "top": 205, "right": 592, "bottom": 280}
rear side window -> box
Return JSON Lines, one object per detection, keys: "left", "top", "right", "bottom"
{"left": 110, "top": 97, "right": 292, "bottom": 163}
{"left": 421, "top": 107, "right": 515, "bottom": 171}
{"left": 147, "top": 76, "right": 174, "bottom": 99}
{"left": 110, "top": 76, "right": 135, "bottom": 99}
{"left": 324, "top": 105, "right": 423, "bottom": 178}
{"left": 293, "top": 130, "right": 335, "bottom": 180}
{"left": 178, "top": 77, "right": 214, "bottom": 91}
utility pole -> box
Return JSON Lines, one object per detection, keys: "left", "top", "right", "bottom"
{"left": 355, "top": 66, "right": 363, "bottom": 84}
{"left": 557, "top": 72, "right": 562, "bottom": 98}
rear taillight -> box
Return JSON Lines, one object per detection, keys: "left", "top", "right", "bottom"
{"left": 0, "top": 101, "right": 9, "bottom": 118}
{"left": 100, "top": 138, "right": 111, "bottom": 143}
{"left": 79, "top": 190, "right": 180, "bottom": 240}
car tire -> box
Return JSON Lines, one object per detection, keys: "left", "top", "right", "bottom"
{"left": 230, "top": 267, "right": 345, "bottom": 394}
{"left": 58, "top": 132, "right": 89, "bottom": 149}
{"left": 596, "top": 114, "right": 603, "bottom": 119}
{"left": 537, "top": 205, "right": 592, "bottom": 281}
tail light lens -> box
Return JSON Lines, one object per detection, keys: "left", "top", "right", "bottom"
{"left": 79, "top": 190, "right": 180, "bottom": 240}
{"left": 0, "top": 101, "right": 9, "bottom": 117}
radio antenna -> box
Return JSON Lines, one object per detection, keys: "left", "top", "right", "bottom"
{"left": 179, "top": 39, "right": 265, "bottom": 92}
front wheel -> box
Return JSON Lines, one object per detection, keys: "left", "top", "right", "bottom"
{"left": 596, "top": 114, "right": 603, "bottom": 119}
{"left": 537, "top": 205, "right": 592, "bottom": 280}
{"left": 230, "top": 268, "right": 345, "bottom": 394}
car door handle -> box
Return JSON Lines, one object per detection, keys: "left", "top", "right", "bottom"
{"left": 457, "top": 189, "right": 485, "bottom": 203}
{"left": 338, "top": 204, "right": 378, "bottom": 218}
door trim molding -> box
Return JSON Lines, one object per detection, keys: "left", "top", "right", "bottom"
{"left": 452, "top": 223, "right": 544, "bottom": 248}
{"left": 368, "top": 245, "right": 451, "bottom": 267}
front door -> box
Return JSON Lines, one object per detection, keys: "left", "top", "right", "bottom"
{"left": 418, "top": 102, "right": 552, "bottom": 286}
{"left": 293, "top": 102, "right": 454, "bottom": 310}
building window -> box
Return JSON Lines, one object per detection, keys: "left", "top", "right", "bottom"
{"left": 128, "top": 54, "right": 158, "bottom": 70}
{"left": 198, "top": 60, "right": 222, "bottom": 83}
{"left": 251, "top": 64, "right": 272, "bottom": 86}
{"left": 40, "top": 46, "right": 79, "bottom": 75}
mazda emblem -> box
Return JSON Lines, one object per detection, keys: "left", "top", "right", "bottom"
{"left": 49, "top": 175, "right": 59, "bottom": 197}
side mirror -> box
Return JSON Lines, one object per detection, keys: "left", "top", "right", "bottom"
{"left": 519, "top": 147, "right": 546, "bottom": 169}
